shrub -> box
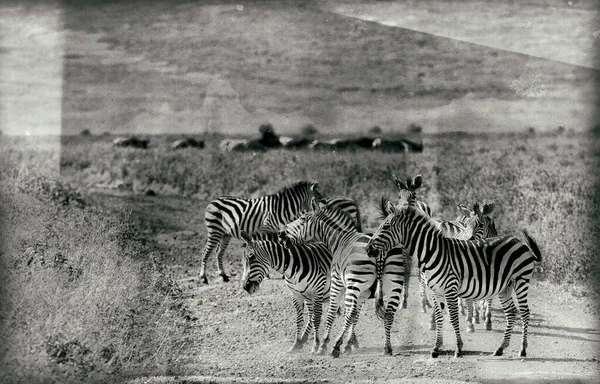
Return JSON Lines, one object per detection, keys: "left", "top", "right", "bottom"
{"left": 300, "top": 124, "right": 318, "bottom": 137}
{"left": 407, "top": 123, "right": 422, "bottom": 134}
{"left": 368, "top": 125, "right": 382, "bottom": 135}
{"left": 0, "top": 171, "right": 188, "bottom": 383}
{"left": 80, "top": 129, "right": 91, "bottom": 136}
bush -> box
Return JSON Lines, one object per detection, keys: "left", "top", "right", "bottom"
{"left": 368, "top": 125, "right": 382, "bottom": 135}
{"left": 0, "top": 172, "right": 188, "bottom": 383}
{"left": 80, "top": 129, "right": 91, "bottom": 136}
{"left": 300, "top": 124, "right": 318, "bottom": 137}
{"left": 407, "top": 123, "right": 422, "bottom": 134}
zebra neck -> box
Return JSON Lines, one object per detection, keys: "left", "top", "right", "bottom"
{"left": 322, "top": 230, "right": 364, "bottom": 259}
{"left": 261, "top": 243, "right": 294, "bottom": 277}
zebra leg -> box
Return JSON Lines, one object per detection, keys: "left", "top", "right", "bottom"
{"left": 514, "top": 279, "right": 531, "bottom": 358}
{"left": 459, "top": 297, "right": 466, "bottom": 316}
{"left": 343, "top": 322, "right": 356, "bottom": 354}
{"left": 383, "top": 299, "right": 401, "bottom": 356}
{"left": 484, "top": 298, "right": 493, "bottom": 331}
{"left": 429, "top": 310, "right": 436, "bottom": 331}
{"left": 401, "top": 250, "right": 411, "bottom": 309}
{"left": 310, "top": 295, "right": 324, "bottom": 354}
{"left": 318, "top": 277, "right": 344, "bottom": 355}
{"left": 445, "top": 291, "right": 464, "bottom": 358}
{"left": 465, "top": 299, "right": 475, "bottom": 333}
{"left": 199, "top": 230, "right": 223, "bottom": 284}
{"left": 430, "top": 295, "right": 446, "bottom": 358}
{"left": 331, "top": 297, "right": 363, "bottom": 358}
{"left": 288, "top": 294, "right": 306, "bottom": 353}
{"left": 420, "top": 273, "right": 431, "bottom": 313}
{"left": 493, "top": 286, "right": 517, "bottom": 357}
{"left": 473, "top": 300, "right": 481, "bottom": 324}
{"left": 214, "top": 235, "right": 231, "bottom": 282}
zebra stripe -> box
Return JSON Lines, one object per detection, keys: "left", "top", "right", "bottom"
{"left": 240, "top": 232, "right": 334, "bottom": 353}
{"left": 280, "top": 205, "right": 405, "bottom": 357}
{"left": 366, "top": 203, "right": 541, "bottom": 358}
{"left": 200, "top": 181, "right": 319, "bottom": 284}
{"left": 389, "top": 174, "right": 432, "bottom": 311}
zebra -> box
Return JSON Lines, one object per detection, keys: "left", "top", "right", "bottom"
{"left": 311, "top": 189, "right": 362, "bottom": 232}
{"left": 391, "top": 174, "right": 432, "bottom": 311}
{"left": 453, "top": 202, "right": 499, "bottom": 331}
{"left": 279, "top": 205, "right": 405, "bottom": 357}
{"left": 240, "top": 231, "right": 336, "bottom": 353}
{"left": 366, "top": 201, "right": 542, "bottom": 358}
{"left": 200, "top": 181, "right": 320, "bottom": 284}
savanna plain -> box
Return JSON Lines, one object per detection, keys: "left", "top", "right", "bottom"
{"left": 1, "top": 0, "right": 600, "bottom": 383}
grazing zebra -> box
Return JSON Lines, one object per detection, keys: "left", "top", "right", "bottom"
{"left": 280, "top": 205, "right": 405, "bottom": 357}
{"left": 366, "top": 201, "right": 542, "bottom": 358}
{"left": 392, "top": 174, "right": 432, "bottom": 311}
{"left": 200, "top": 181, "right": 320, "bottom": 284}
{"left": 240, "top": 231, "right": 336, "bottom": 353}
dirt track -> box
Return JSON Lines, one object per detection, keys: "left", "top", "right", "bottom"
{"left": 91, "top": 192, "right": 600, "bottom": 384}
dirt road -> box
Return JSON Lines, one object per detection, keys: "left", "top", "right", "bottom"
{"left": 91, "top": 192, "right": 599, "bottom": 384}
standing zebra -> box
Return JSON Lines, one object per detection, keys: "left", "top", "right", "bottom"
{"left": 392, "top": 174, "right": 432, "bottom": 311}
{"left": 200, "top": 181, "right": 320, "bottom": 284}
{"left": 240, "top": 231, "right": 337, "bottom": 353}
{"left": 280, "top": 205, "right": 405, "bottom": 357}
{"left": 454, "top": 202, "right": 499, "bottom": 331}
{"left": 366, "top": 201, "right": 542, "bottom": 358}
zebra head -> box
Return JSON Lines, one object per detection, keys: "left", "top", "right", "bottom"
{"left": 456, "top": 202, "right": 498, "bottom": 240}
{"left": 392, "top": 174, "right": 423, "bottom": 208}
{"left": 366, "top": 197, "right": 403, "bottom": 258}
{"left": 240, "top": 231, "right": 270, "bottom": 294}
{"left": 279, "top": 212, "right": 313, "bottom": 248}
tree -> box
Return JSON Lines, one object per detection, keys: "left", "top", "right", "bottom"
{"left": 407, "top": 123, "right": 422, "bottom": 134}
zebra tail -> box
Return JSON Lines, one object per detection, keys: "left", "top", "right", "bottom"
{"left": 522, "top": 230, "right": 542, "bottom": 262}
{"left": 374, "top": 256, "right": 385, "bottom": 321}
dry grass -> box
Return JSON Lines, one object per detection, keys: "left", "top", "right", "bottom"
{"left": 0, "top": 160, "right": 189, "bottom": 383}
{"left": 48, "top": 130, "right": 600, "bottom": 289}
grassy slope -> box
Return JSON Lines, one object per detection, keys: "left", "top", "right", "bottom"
{"left": 50, "top": 131, "right": 600, "bottom": 288}
{"left": 59, "top": 0, "right": 597, "bottom": 135}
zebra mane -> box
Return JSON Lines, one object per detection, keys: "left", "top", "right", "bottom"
{"left": 316, "top": 205, "right": 357, "bottom": 233}
{"left": 400, "top": 205, "right": 444, "bottom": 236}
{"left": 272, "top": 181, "right": 314, "bottom": 197}
{"left": 377, "top": 196, "right": 391, "bottom": 219}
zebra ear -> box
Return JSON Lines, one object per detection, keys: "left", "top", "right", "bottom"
{"left": 309, "top": 182, "right": 319, "bottom": 193}
{"left": 456, "top": 204, "right": 471, "bottom": 216}
{"left": 386, "top": 200, "right": 398, "bottom": 215}
{"left": 412, "top": 175, "right": 423, "bottom": 190}
{"left": 392, "top": 174, "right": 407, "bottom": 190}
{"left": 473, "top": 202, "right": 482, "bottom": 216}
{"left": 240, "top": 230, "right": 252, "bottom": 244}
{"left": 482, "top": 202, "right": 495, "bottom": 215}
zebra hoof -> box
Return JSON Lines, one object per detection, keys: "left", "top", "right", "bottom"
{"left": 311, "top": 345, "right": 319, "bottom": 354}
{"left": 421, "top": 308, "right": 428, "bottom": 314}
{"left": 492, "top": 348, "right": 503, "bottom": 356}
{"left": 485, "top": 322, "right": 492, "bottom": 331}
{"left": 474, "top": 317, "right": 480, "bottom": 324}
{"left": 429, "top": 323, "right": 436, "bottom": 331}
{"left": 519, "top": 350, "right": 527, "bottom": 358}
{"left": 330, "top": 348, "right": 341, "bottom": 358}
{"left": 431, "top": 349, "right": 440, "bottom": 358}
{"left": 454, "top": 350, "right": 463, "bottom": 358}
{"left": 344, "top": 345, "right": 352, "bottom": 354}
{"left": 383, "top": 346, "right": 393, "bottom": 356}
{"left": 287, "top": 344, "right": 302, "bottom": 353}
{"left": 466, "top": 324, "right": 475, "bottom": 333}
{"left": 318, "top": 346, "right": 328, "bottom": 355}
{"left": 200, "top": 276, "right": 209, "bottom": 285}
{"left": 220, "top": 274, "right": 230, "bottom": 283}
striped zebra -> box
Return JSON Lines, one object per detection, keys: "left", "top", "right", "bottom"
{"left": 240, "top": 231, "right": 339, "bottom": 353}
{"left": 280, "top": 205, "right": 405, "bottom": 357}
{"left": 454, "top": 202, "right": 499, "bottom": 331}
{"left": 392, "top": 174, "right": 431, "bottom": 311}
{"left": 200, "top": 181, "right": 320, "bottom": 284}
{"left": 366, "top": 201, "right": 542, "bottom": 358}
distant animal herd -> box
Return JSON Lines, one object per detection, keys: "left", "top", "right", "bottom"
{"left": 111, "top": 125, "right": 423, "bottom": 152}
{"left": 199, "top": 175, "right": 542, "bottom": 359}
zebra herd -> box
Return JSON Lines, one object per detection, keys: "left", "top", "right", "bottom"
{"left": 200, "top": 176, "right": 542, "bottom": 359}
